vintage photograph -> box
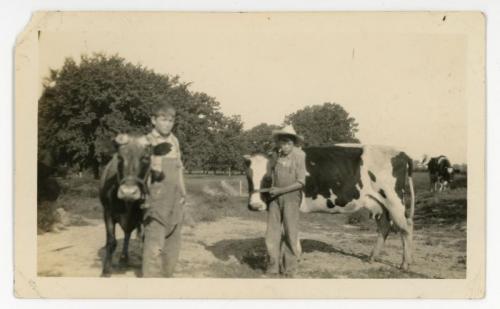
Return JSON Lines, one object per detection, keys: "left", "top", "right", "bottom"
{"left": 14, "top": 11, "right": 485, "bottom": 298}
{"left": 36, "top": 12, "right": 469, "bottom": 279}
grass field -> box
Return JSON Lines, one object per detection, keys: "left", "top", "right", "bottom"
{"left": 37, "top": 170, "right": 467, "bottom": 278}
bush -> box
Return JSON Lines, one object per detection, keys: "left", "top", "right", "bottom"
{"left": 37, "top": 201, "right": 59, "bottom": 233}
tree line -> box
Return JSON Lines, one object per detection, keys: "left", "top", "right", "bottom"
{"left": 38, "top": 54, "right": 360, "bottom": 178}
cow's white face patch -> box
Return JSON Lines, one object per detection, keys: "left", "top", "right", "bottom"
{"left": 246, "top": 155, "right": 270, "bottom": 211}
{"left": 447, "top": 167, "right": 454, "bottom": 174}
{"left": 248, "top": 155, "right": 268, "bottom": 189}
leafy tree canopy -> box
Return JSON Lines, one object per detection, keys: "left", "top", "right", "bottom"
{"left": 284, "top": 102, "right": 360, "bottom": 146}
{"left": 38, "top": 53, "right": 243, "bottom": 176}
{"left": 241, "top": 123, "right": 281, "bottom": 155}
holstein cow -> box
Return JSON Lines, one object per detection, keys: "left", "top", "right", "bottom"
{"left": 99, "top": 133, "right": 171, "bottom": 277}
{"left": 422, "top": 155, "right": 454, "bottom": 192}
{"left": 244, "top": 144, "right": 415, "bottom": 270}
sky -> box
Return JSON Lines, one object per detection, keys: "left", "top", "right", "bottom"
{"left": 38, "top": 13, "right": 468, "bottom": 164}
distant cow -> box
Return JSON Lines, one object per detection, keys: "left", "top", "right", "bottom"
{"left": 423, "top": 155, "right": 454, "bottom": 192}
{"left": 244, "top": 144, "right": 415, "bottom": 270}
{"left": 99, "top": 133, "right": 171, "bottom": 277}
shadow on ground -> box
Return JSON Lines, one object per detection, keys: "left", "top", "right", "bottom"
{"left": 203, "top": 237, "right": 371, "bottom": 271}
{"left": 202, "top": 237, "right": 268, "bottom": 271}
{"left": 203, "top": 237, "right": 434, "bottom": 278}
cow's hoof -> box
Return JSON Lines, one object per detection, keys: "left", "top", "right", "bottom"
{"left": 399, "top": 262, "right": 410, "bottom": 271}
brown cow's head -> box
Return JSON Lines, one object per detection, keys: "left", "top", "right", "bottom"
{"left": 113, "top": 133, "right": 171, "bottom": 201}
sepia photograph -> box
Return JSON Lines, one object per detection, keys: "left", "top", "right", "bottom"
{"left": 14, "top": 11, "right": 485, "bottom": 298}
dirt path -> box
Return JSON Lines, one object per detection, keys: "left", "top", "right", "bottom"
{"left": 38, "top": 214, "right": 466, "bottom": 278}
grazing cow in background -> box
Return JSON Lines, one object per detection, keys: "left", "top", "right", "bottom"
{"left": 244, "top": 144, "right": 415, "bottom": 270}
{"left": 99, "top": 133, "right": 171, "bottom": 277}
{"left": 422, "top": 155, "right": 454, "bottom": 192}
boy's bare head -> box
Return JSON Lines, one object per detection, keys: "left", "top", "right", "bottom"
{"left": 151, "top": 102, "right": 176, "bottom": 119}
{"left": 151, "top": 102, "right": 176, "bottom": 136}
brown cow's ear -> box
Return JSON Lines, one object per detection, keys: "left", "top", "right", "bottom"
{"left": 153, "top": 142, "right": 172, "bottom": 156}
{"left": 112, "top": 134, "right": 129, "bottom": 152}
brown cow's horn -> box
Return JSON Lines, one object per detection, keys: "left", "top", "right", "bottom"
{"left": 115, "top": 134, "right": 130, "bottom": 145}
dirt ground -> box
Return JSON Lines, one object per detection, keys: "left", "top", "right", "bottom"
{"left": 37, "top": 173, "right": 467, "bottom": 279}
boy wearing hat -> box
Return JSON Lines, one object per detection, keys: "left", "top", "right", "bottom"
{"left": 267, "top": 125, "right": 306, "bottom": 276}
{"left": 142, "top": 102, "right": 187, "bottom": 277}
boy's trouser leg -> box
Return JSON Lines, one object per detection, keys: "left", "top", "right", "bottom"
{"left": 161, "top": 223, "right": 182, "bottom": 277}
{"left": 265, "top": 200, "right": 282, "bottom": 273}
{"left": 282, "top": 198, "right": 301, "bottom": 274}
{"left": 142, "top": 219, "right": 166, "bottom": 277}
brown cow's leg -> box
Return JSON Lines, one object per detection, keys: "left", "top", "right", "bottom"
{"left": 102, "top": 210, "right": 117, "bottom": 277}
{"left": 119, "top": 232, "right": 131, "bottom": 267}
{"left": 369, "top": 210, "right": 391, "bottom": 263}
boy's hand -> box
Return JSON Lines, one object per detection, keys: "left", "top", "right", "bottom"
{"left": 151, "top": 170, "right": 165, "bottom": 183}
{"left": 269, "top": 183, "right": 303, "bottom": 197}
{"left": 179, "top": 195, "right": 189, "bottom": 206}
{"left": 269, "top": 187, "right": 283, "bottom": 197}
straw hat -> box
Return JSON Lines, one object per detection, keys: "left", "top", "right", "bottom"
{"left": 271, "top": 125, "right": 304, "bottom": 143}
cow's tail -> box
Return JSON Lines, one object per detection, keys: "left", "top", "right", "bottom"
{"left": 406, "top": 156, "right": 415, "bottom": 220}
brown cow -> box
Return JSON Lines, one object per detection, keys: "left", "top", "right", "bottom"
{"left": 99, "top": 133, "right": 171, "bottom": 277}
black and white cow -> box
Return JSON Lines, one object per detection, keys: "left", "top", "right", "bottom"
{"left": 243, "top": 144, "right": 415, "bottom": 270}
{"left": 423, "top": 155, "right": 454, "bottom": 192}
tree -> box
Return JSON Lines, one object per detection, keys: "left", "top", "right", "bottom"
{"left": 241, "top": 123, "right": 281, "bottom": 155}
{"left": 38, "top": 53, "right": 240, "bottom": 177}
{"left": 174, "top": 92, "right": 224, "bottom": 173}
{"left": 206, "top": 115, "right": 244, "bottom": 174}
{"left": 284, "top": 103, "right": 360, "bottom": 146}
{"left": 39, "top": 54, "right": 188, "bottom": 178}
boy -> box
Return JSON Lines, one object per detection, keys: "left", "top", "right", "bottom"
{"left": 267, "top": 125, "right": 306, "bottom": 277}
{"left": 142, "top": 102, "right": 187, "bottom": 277}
